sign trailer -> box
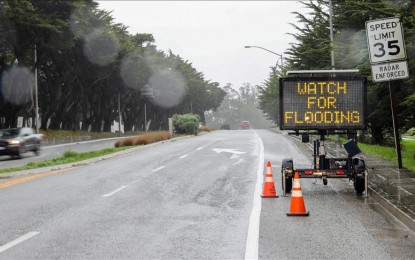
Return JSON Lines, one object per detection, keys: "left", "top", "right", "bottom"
{"left": 279, "top": 73, "right": 368, "bottom": 197}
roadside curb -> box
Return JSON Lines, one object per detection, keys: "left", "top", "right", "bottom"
{"left": 369, "top": 187, "right": 415, "bottom": 232}
{"left": 279, "top": 130, "right": 415, "bottom": 233}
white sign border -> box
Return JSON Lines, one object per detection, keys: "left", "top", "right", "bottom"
{"left": 365, "top": 17, "right": 407, "bottom": 64}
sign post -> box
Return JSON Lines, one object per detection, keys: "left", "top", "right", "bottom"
{"left": 366, "top": 17, "right": 408, "bottom": 169}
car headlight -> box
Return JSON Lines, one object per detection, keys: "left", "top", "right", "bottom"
{"left": 8, "top": 140, "right": 20, "bottom": 145}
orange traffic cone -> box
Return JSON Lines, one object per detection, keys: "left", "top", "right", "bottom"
{"left": 261, "top": 161, "right": 278, "bottom": 198}
{"left": 287, "top": 172, "right": 309, "bottom": 216}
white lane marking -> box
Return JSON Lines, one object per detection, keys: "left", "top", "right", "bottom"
{"left": 398, "top": 186, "right": 413, "bottom": 195}
{"left": 212, "top": 148, "right": 245, "bottom": 155}
{"left": 232, "top": 158, "right": 245, "bottom": 166}
{"left": 102, "top": 185, "right": 128, "bottom": 197}
{"left": 0, "top": 231, "right": 40, "bottom": 253}
{"left": 391, "top": 168, "right": 400, "bottom": 174}
{"left": 153, "top": 166, "right": 166, "bottom": 172}
{"left": 196, "top": 147, "right": 203, "bottom": 151}
{"left": 245, "top": 133, "right": 264, "bottom": 260}
{"left": 180, "top": 154, "right": 189, "bottom": 159}
{"left": 376, "top": 174, "right": 387, "bottom": 181}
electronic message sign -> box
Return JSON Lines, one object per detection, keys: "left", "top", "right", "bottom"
{"left": 279, "top": 77, "right": 367, "bottom": 130}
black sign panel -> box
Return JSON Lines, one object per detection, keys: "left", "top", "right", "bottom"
{"left": 279, "top": 77, "right": 367, "bottom": 130}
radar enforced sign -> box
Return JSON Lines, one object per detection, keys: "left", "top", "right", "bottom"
{"left": 279, "top": 77, "right": 367, "bottom": 130}
{"left": 366, "top": 17, "right": 409, "bottom": 82}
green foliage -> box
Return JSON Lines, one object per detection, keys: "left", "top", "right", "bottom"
{"left": 172, "top": 114, "right": 200, "bottom": 135}
{"left": 258, "top": 0, "right": 415, "bottom": 144}
{"left": 206, "top": 83, "right": 272, "bottom": 129}
{"left": 0, "top": 0, "right": 225, "bottom": 133}
{"left": 358, "top": 139, "right": 415, "bottom": 172}
{"left": 258, "top": 68, "right": 282, "bottom": 124}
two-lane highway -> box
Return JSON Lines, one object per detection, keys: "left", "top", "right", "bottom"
{"left": 0, "top": 130, "right": 414, "bottom": 259}
{"left": 0, "top": 130, "right": 262, "bottom": 259}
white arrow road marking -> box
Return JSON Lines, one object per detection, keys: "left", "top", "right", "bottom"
{"left": 0, "top": 231, "right": 40, "bottom": 253}
{"left": 212, "top": 148, "right": 246, "bottom": 155}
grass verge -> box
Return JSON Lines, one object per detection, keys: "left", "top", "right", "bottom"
{"left": 0, "top": 147, "right": 132, "bottom": 174}
{"left": 330, "top": 135, "right": 415, "bottom": 172}
{"left": 0, "top": 131, "right": 176, "bottom": 175}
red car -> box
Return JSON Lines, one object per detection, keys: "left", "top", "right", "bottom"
{"left": 240, "top": 121, "right": 251, "bottom": 129}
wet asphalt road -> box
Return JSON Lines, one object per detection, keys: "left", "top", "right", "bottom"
{"left": 258, "top": 130, "right": 415, "bottom": 259}
{"left": 0, "top": 129, "right": 414, "bottom": 259}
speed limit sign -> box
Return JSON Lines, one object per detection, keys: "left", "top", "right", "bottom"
{"left": 366, "top": 17, "right": 406, "bottom": 64}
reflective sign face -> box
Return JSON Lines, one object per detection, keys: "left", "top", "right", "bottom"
{"left": 279, "top": 77, "right": 367, "bottom": 130}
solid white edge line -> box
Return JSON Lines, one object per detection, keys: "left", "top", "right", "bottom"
{"left": 102, "top": 185, "right": 128, "bottom": 197}
{"left": 0, "top": 231, "right": 40, "bottom": 254}
{"left": 245, "top": 133, "right": 264, "bottom": 260}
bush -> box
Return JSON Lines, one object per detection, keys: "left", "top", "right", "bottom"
{"left": 199, "top": 125, "right": 213, "bottom": 132}
{"left": 220, "top": 124, "right": 230, "bottom": 130}
{"left": 172, "top": 113, "right": 200, "bottom": 135}
{"left": 114, "top": 131, "right": 171, "bottom": 147}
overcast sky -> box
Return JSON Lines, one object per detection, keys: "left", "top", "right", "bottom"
{"left": 97, "top": 1, "right": 306, "bottom": 88}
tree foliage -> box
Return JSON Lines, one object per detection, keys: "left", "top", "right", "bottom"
{"left": 206, "top": 83, "right": 272, "bottom": 130}
{"left": 0, "top": 0, "right": 225, "bottom": 132}
{"left": 258, "top": 0, "right": 415, "bottom": 144}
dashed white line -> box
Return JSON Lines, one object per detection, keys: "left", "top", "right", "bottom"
{"left": 153, "top": 166, "right": 166, "bottom": 172}
{"left": 196, "top": 147, "right": 203, "bottom": 151}
{"left": 391, "top": 168, "right": 400, "bottom": 174}
{"left": 376, "top": 174, "right": 387, "bottom": 181}
{"left": 0, "top": 231, "right": 40, "bottom": 253}
{"left": 103, "top": 185, "right": 128, "bottom": 197}
{"left": 397, "top": 186, "right": 413, "bottom": 195}
{"left": 180, "top": 154, "right": 189, "bottom": 159}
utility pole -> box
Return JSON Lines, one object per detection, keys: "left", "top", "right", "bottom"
{"left": 118, "top": 94, "right": 122, "bottom": 136}
{"left": 34, "top": 45, "right": 39, "bottom": 134}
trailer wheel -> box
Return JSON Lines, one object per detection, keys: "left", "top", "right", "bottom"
{"left": 354, "top": 176, "right": 365, "bottom": 194}
{"left": 283, "top": 174, "right": 293, "bottom": 193}
{"left": 281, "top": 159, "right": 293, "bottom": 193}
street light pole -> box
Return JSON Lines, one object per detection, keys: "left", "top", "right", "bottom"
{"left": 329, "top": 0, "right": 335, "bottom": 70}
{"left": 244, "top": 45, "right": 283, "bottom": 67}
{"left": 118, "top": 93, "right": 122, "bottom": 136}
